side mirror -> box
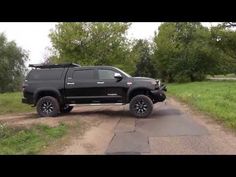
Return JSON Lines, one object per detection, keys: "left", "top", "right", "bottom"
{"left": 114, "top": 73, "right": 123, "bottom": 81}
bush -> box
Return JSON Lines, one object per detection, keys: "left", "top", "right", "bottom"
{"left": 174, "top": 74, "right": 191, "bottom": 83}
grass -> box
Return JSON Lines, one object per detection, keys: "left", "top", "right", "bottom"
{"left": 168, "top": 81, "right": 236, "bottom": 129}
{"left": 0, "top": 123, "right": 68, "bottom": 154}
{"left": 0, "top": 92, "right": 34, "bottom": 115}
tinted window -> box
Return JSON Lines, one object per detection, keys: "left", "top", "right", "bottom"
{"left": 98, "top": 69, "right": 116, "bottom": 80}
{"left": 73, "top": 69, "right": 94, "bottom": 80}
{"left": 27, "top": 68, "right": 64, "bottom": 80}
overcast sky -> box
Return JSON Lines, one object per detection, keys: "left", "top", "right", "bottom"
{"left": 0, "top": 22, "right": 220, "bottom": 66}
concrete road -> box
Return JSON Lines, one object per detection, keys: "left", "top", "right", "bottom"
{"left": 43, "top": 97, "right": 236, "bottom": 155}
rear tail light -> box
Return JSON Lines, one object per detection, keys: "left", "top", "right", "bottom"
{"left": 22, "top": 83, "right": 28, "bottom": 91}
{"left": 22, "top": 85, "right": 25, "bottom": 92}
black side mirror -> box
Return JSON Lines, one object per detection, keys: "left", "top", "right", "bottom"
{"left": 114, "top": 73, "right": 123, "bottom": 81}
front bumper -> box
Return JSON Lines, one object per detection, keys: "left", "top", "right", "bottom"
{"left": 151, "top": 85, "right": 167, "bottom": 102}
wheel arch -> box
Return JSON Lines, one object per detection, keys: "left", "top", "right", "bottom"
{"left": 127, "top": 87, "right": 153, "bottom": 102}
{"left": 33, "top": 88, "right": 63, "bottom": 105}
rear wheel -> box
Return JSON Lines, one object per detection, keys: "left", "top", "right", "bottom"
{"left": 129, "top": 95, "right": 153, "bottom": 118}
{"left": 60, "top": 104, "right": 73, "bottom": 113}
{"left": 36, "top": 96, "right": 60, "bottom": 117}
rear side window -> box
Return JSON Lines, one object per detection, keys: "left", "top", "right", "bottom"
{"left": 27, "top": 68, "right": 64, "bottom": 80}
{"left": 73, "top": 69, "right": 95, "bottom": 80}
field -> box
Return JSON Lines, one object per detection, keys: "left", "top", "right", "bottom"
{"left": 168, "top": 81, "right": 236, "bottom": 129}
{"left": 0, "top": 92, "right": 34, "bottom": 115}
{"left": 0, "top": 123, "right": 68, "bottom": 154}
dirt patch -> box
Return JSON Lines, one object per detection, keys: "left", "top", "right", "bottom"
{"left": 41, "top": 120, "right": 90, "bottom": 154}
{"left": 0, "top": 114, "right": 78, "bottom": 128}
{"left": 49, "top": 112, "right": 121, "bottom": 154}
{"left": 0, "top": 106, "right": 110, "bottom": 128}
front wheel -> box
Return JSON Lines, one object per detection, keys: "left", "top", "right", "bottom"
{"left": 60, "top": 104, "right": 73, "bottom": 113}
{"left": 129, "top": 95, "right": 153, "bottom": 118}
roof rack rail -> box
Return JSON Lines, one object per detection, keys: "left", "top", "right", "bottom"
{"left": 29, "top": 63, "right": 80, "bottom": 69}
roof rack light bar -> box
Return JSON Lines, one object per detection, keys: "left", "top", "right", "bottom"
{"left": 29, "top": 63, "right": 80, "bottom": 69}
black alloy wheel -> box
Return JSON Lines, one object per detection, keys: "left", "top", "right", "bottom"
{"left": 36, "top": 96, "right": 60, "bottom": 117}
{"left": 129, "top": 95, "right": 153, "bottom": 118}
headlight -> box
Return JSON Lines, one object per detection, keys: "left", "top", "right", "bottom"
{"left": 156, "top": 80, "right": 161, "bottom": 86}
{"left": 151, "top": 80, "right": 157, "bottom": 85}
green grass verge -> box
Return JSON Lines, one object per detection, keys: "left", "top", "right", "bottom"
{"left": 0, "top": 123, "right": 68, "bottom": 154}
{"left": 168, "top": 81, "right": 236, "bottom": 129}
{"left": 0, "top": 92, "right": 34, "bottom": 115}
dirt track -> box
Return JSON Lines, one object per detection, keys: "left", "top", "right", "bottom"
{"left": 1, "top": 98, "right": 236, "bottom": 154}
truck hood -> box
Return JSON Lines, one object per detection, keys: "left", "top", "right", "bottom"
{"left": 132, "top": 77, "right": 157, "bottom": 82}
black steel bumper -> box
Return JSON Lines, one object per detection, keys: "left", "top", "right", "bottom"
{"left": 151, "top": 85, "right": 167, "bottom": 102}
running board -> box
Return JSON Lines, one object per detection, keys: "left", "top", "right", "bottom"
{"left": 69, "top": 103, "right": 125, "bottom": 106}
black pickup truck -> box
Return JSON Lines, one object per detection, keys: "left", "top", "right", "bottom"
{"left": 22, "top": 63, "right": 167, "bottom": 118}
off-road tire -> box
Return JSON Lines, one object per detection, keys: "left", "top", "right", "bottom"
{"left": 129, "top": 95, "right": 153, "bottom": 118}
{"left": 36, "top": 96, "right": 60, "bottom": 117}
{"left": 60, "top": 104, "right": 73, "bottom": 113}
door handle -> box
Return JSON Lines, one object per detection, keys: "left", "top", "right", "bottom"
{"left": 67, "top": 82, "right": 75, "bottom": 85}
{"left": 97, "top": 81, "right": 104, "bottom": 84}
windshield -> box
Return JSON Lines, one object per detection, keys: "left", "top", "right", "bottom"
{"left": 115, "top": 67, "right": 132, "bottom": 78}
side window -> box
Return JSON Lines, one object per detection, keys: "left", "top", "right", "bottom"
{"left": 98, "top": 69, "right": 116, "bottom": 80}
{"left": 27, "top": 68, "right": 64, "bottom": 80}
{"left": 73, "top": 69, "right": 95, "bottom": 80}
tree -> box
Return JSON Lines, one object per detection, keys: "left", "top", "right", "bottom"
{"left": 0, "top": 33, "right": 28, "bottom": 92}
{"left": 153, "top": 22, "right": 226, "bottom": 82}
{"left": 48, "top": 22, "right": 135, "bottom": 74}
{"left": 210, "top": 24, "right": 236, "bottom": 74}
{"left": 132, "top": 39, "right": 157, "bottom": 78}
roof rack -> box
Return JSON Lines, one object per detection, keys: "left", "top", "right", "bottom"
{"left": 29, "top": 63, "right": 80, "bottom": 69}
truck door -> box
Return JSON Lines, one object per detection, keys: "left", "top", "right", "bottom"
{"left": 64, "top": 68, "right": 99, "bottom": 104}
{"left": 95, "top": 68, "right": 127, "bottom": 103}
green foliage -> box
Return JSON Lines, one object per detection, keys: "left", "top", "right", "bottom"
{"left": 210, "top": 25, "right": 236, "bottom": 74}
{"left": 0, "top": 123, "right": 67, "bottom": 154}
{"left": 0, "top": 33, "right": 28, "bottom": 93}
{"left": 131, "top": 39, "right": 157, "bottom": 78}
{"left": 46, "top": 22, "right": 236, "bottom": 83}
{"left": 0, "top": 92, "right": 34, "bottom": 115}
{"left": 168, "top": 81, "right": 236, "bottom": 129}
{"left": 153, "top": 23, "right": 230, "bottom": 83}
{"left": 49, "top": 22, "right": 135, "bottom": 74}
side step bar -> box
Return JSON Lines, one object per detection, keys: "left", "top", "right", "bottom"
{"left": 69, "top": 103, "right": 125, "bottom": 107}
